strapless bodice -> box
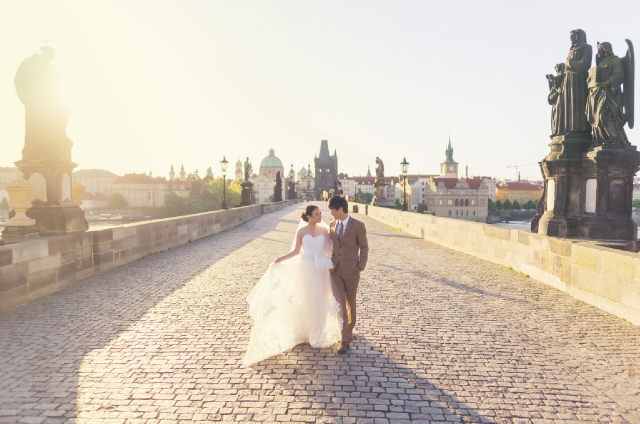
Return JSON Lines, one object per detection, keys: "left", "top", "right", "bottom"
{"left": 301, "top": 234, "right": 326, "bottom": 259}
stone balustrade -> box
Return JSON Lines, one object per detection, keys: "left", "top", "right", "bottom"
{"left": 361, "top": 205, "right": 640, "bottom": 326}
{"left": 0, "top": 200, "right": 297, "bottom": 313}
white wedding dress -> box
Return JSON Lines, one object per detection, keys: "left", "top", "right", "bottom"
{"left": 243, "top": 233, "right": 342, "bottom": 367}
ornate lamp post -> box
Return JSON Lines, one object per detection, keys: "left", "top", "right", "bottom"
{"left": 220, "top": 156, "right": 229, "bottom": 209}
{"left": 400, "top": 157, "right": 409, "bottom": 211}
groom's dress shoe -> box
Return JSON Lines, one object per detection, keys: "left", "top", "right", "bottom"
{"left": 337, "top": 341, "right": 349, "bottom": 354}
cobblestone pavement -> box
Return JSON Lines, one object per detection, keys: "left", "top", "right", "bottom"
{"left": 1, "top": 204, "right": 640, "bottom": 424}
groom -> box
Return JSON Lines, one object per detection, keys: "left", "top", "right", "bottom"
{"left": 328, "top": 196, "right": 368, "bottom": 354}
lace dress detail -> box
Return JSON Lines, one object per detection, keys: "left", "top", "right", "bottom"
{"left": 243, "top": 234, "right": 342, "bottom": 366}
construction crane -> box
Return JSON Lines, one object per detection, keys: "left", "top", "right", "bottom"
{"left": 506, "top": 163, "right": 538, "bottom": 181}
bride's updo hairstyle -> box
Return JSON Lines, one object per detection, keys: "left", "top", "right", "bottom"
{"left": 301, "top": 205, "right": 319, "bottom": 222}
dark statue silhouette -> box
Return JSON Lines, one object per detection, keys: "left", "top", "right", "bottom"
{"left": 14, "top": 46, "right": 72, "bottom": 162}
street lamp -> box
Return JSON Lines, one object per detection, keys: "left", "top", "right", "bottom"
{"left": 400, "top": 157, "right": 409, "bottom": 211}
{"left": 220, "top": 156, "right": 229, "bottom": 209}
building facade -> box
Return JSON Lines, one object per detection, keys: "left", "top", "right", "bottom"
{"left": 73, "top": 169, "right": 119, "bottom": 195}
{"left": 109, "top": 174, "right": 168, "bottom": 208}
{"left": 402, "top": 140, "right": 492, "bottom": 221}
{"left": 314, "top": 140, "right": 338, "bottom": 199}
{"left": 495, "top": 181, "right": 543, "bottom": 205}
{"left": 338, "top": 173, "right": 356, "bottom": 198}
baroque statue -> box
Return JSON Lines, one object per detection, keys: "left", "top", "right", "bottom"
{"left": 586, "top": 40, "right": 635, "bottom": 147}
{"left": 374, "top": 157, "right": 384, "bottom": 187}
{"left": 243, "top": 157, "right": 252, "bottom": 182}
{"left": 14, "top": 46, "right": 73, "bottom": 162}
{"left": 548, "top": 29, "right": 592, "bottom": 136}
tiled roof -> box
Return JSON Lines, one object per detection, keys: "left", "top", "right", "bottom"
{"left": 432, "top": 177, "right": 484, "bottom": 189}
{"left": 113, "top": 173, "right": 167, "bottom": 184}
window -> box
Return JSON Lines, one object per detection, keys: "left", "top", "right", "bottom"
{"left": 471, "top": 200, "right": 476, "bottom": 205}
{"left": 455, "top": 210, "right": 458, "bottom": 216}
{"left": 465, "top": 199, "right": 469, "bottom": 206}
{"left": 447, "top": 199, "right": 452, "bottom": 205}
{"left": 455, "top": 199, "right": 459, "bottom": 206}
{"left": 448, "top": 210, "right": 451, "bottom": 216}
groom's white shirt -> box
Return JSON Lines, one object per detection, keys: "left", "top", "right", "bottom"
{"left": 338, "top": 215, "right": 350, "bottom": 236}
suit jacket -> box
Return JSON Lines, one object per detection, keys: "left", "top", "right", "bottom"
{"left": 330, "top": 216, "right": 368, "bottom": 275}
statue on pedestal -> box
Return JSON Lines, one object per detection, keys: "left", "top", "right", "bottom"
{"left": 14, "top": 46, "right": 72, "bottom": 162}
{"left": 586, "top": 40, "right": 634, "bottom": 147}
{"left": 6, "top": 46, "right": 87, "bottom": 237}
{"left": 240, "top": 157, "right": 254, "bottom": 205}
{"left": 374, "top": 157, "right": 384, "bottom": 187}
{"left": 274, "top": 171, "right": 282, "bottom": 202}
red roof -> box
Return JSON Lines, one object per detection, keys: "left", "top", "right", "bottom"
{"left": 431, "top": 177, "right": 485, "bottom": 189}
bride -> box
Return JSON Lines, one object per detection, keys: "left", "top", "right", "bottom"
{"left": 243, "top": 205, "right": 342, "bottom": 366}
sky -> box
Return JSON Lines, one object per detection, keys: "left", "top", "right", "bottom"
{"left": 1, "top": 0, "right": 639, "bottom": 182}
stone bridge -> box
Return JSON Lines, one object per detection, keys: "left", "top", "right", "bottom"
{"left": 1, "top": 203, "right": 639, "bottom": 423}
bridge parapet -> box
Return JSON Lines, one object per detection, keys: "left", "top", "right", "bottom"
{"left": 0, "top": 200, "right": 297, "bottom": 313}
{"left": 361, "top": 205, "right": 640, "bottom": 326}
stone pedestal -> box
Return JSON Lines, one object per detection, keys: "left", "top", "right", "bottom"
{"left": 532, "top": 134, "right": 640, "bottom": 241}
{"left": 240, "top": 181, "right": 253, "bottom": 206}
{"left": 15, "top": 159, "right": 88, "bottom": 236}
{"left": 373, "top": 184, "right": 391, "bottom": 207}
{"left": 1, "top": 178, "right": 40, "bottom": 244}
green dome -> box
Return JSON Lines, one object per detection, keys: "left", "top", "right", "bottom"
{"left": 260, "top": 149, "right": 283, "bottom": 168}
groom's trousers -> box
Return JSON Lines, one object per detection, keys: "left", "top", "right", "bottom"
{"left": 331, "top": 267, "right": 360, "bottom": 343}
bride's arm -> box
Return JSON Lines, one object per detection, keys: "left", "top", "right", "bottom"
{"left": 274, "top": 229, "right": 304, "bottom": 263}
{"left": 323, "top": 229, "right": 333, "bottom": 256}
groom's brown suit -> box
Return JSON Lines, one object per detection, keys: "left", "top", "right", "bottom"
{"left": 330, "top": 216, "right": 368, "bottom": 344}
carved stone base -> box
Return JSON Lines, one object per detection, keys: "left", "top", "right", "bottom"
{"left": 26, "top": 203, "right": 88, "bottom": 235}
{"left": 240, "top": 182, "right": 253, "bottom": 206}
{"left": 533, "top": 134, "right": 640, "bottom": 242}
{"left": 1, "top": 224, "right": 40, "bottom": 244}
{"left": 536, "top": 211, "right": 568, "bottom": 237}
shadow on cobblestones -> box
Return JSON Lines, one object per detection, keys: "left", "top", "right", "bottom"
{"left": 0, "top": 207, "right": 297, "bottom": 422}
{"left": 252, "top": 336, "right": 493, "bottom": 423}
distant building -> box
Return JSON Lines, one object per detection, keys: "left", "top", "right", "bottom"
{"left": 400, "top": 140, "right": 491, "bottom": 221}
{"left": 296, "top": 166, "right": 315, "bottom": 199}
{"left": 495, "top": 181, "right": 543, "bottom": 206}
{"left": 110, "top": 173, "right": 168, "bottom": 208}
{"left": 251, "top": 174, "right": 274, "bottom": 204}
{"left": 260, "top": 149, "right": 285, "bottom": 179}
{"left": 338, "top": 173, "right": 356, "bottom": 198}
{"left": 80, "top": 192, "right": 109, "bottom": 210}
{"left": 314, "top": 140, "right": 338, "bottom": 199}
{"left": 73, "top": 169, "right": 119, "bottom": 195}
{"left": 251, "top": 149, "right": 286, "bottom": 202}
{"left": 235, "top": 159, "right": 243, "bottom": 180}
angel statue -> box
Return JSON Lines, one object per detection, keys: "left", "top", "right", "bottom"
{"left": 586, "top": 40, "right": 635, "bottom": 147}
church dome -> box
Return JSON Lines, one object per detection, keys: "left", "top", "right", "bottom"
{"left": 236, "top": 159, "right": 242, "bottom": 166}
{"left": 260, "top": 149, "right": 283, "bottom": 168}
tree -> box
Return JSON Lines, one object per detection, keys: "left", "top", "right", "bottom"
{"left": 186, "top": 169, "right": 200, "bottom": 181}
{"left": 417, "top": 202, "right": 428, "bottom": 213}
{"left": 393, "top": 198, "right": 402, "bottom": 210}
{"left": 161, "top": 192, "right": 187, "bottom": 217}
{"left": 512, "top": 200, "right": 521, "bottom": 210}
{"left": 503, "top": 199, "right": 512, "bottom": 210}
{"left": 495, "top": 200, "right": 502, "bottom": 210}
{"left": 0, "top": 197, "right": 9, "bottom": 211}
{"left": 355, "top": 189, "right": 373, "bottom": 204}
{"left": 108, "top": 192, "right": 128, "bottom": 208}
{"left": 487, "top": 198, "right": 497, "bottom": 213}
{"left": 634, "top": 199, "right": 640, "bottom": 209}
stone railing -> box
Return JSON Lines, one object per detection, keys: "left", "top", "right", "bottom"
{"left": 361, "top": 205, "right": 640, "bottom": 326}
{"left": 0, "top": 200, "right": 297, "bottom": 313}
